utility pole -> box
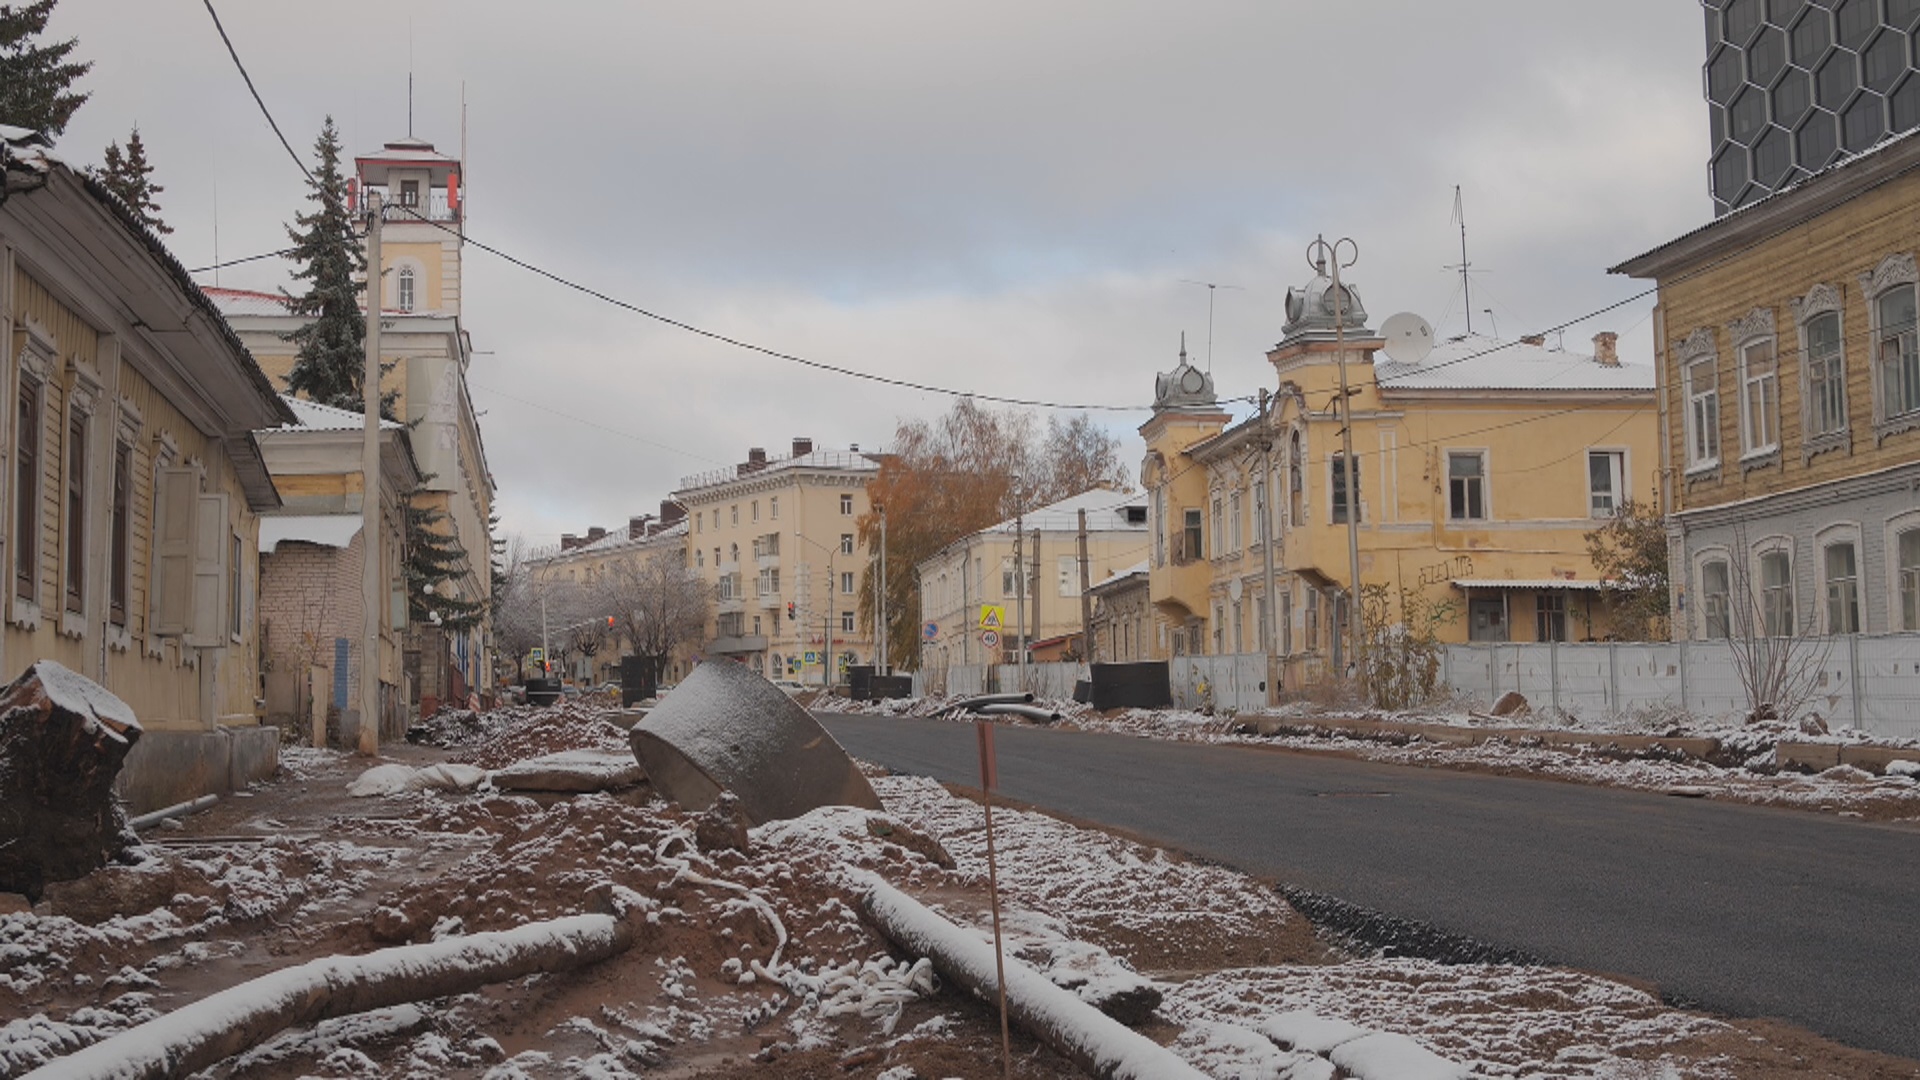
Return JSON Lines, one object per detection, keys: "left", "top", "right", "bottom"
{"left": 824, "top": 550, "right": 834, "bottom": 691}
{"left": 1013, "top": 498, "right": 1026, "bottom": 686}
{"left": 1315, "top": 234, "right": 1367, "bottom": 690}
{"left": 877, "top": 505, "right": 888, "bottom": 675}
{"left": 1258, "top": 389, "right": 1280, "bottom": 678}
{"left": 359, "top": 191, "right": 383, "bottom": 757}
{"left": 1076, "top": 508, "right": 1093, "bottom": 663}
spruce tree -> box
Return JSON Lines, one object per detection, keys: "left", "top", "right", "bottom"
{"left": 407, "top": 492, "right": 485, "bottom": 632}
{"left": 0, "top": 1, "right": 89, "bottom": 136}
{"left": 96, "top": 126, "right": 169, "bottom": 234}
{"left": 282, "top": 116, "right": 375, "bottom": 413}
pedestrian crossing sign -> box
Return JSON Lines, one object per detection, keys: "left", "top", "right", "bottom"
{"left": 979, "top": 605, "right": 1005, "bottom": 631}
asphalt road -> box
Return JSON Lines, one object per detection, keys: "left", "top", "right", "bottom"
{"left": 820, "top": 713, "right": 1920, "bottom": 1061}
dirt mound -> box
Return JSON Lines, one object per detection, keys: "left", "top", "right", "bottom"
{"left": 449, "top": 702, "right": 630, "bottom": 770}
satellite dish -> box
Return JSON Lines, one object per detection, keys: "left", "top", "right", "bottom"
{"left": 1380, "top": 312, "right": 1435, "bottom": 365}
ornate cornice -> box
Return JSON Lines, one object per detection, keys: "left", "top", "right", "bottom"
{"left": 1859, "top": 252, "right": 1918, "bottom": 298}
{"left": 1674, "top": 327, "right": 1717, "bottom": 363}
{"left": 1726, "top": 307, "right": 1775, "bottom": 344}
{"left": 1790, "top": 281, "right": 1842, "bottom": 322}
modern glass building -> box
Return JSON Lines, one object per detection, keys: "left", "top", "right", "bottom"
{"left": 1704, "top": 0, "right": 1920, "bottom": 214}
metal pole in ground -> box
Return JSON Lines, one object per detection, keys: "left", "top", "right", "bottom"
{"left": 359, "top": 191, "right": 384, "bottom": 756}
{"left": 975, "top": 721, "right": 1012, "bottom": 1079}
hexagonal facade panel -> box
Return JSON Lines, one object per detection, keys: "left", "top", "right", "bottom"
{"left": 1704, "top": 0, "right": 1920, "bottom": 214}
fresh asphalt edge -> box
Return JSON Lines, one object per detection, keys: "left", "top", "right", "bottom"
{"left": 1277, "top": 884, "right": 1540, "bottom": 967}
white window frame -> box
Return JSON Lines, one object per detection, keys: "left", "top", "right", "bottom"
{"left": 1885, "top": 510, "right": 1920, "bottom": 632}
{"left": 1587, "top": 449, "right": 1626, "bottom": 518}
{"left": 1228, "top": 490, "right": 1242, "bottom": 554}
{"left": 1735, "top": 332, "right": 1779, "bottom": 459}
{"left": 1793, "top": 284, "right": 1849, "bottom": 450}
{"left": 396, "top": 265, "right": 416, "bottom": 312}
{"left": 840, "top": 494, "right": 854, "bottom": 515}
{"left": 840, "top": 570, "right": 853, "bottom": 595}
{"left": 840, "top": 533, "right": 854, "bottom": 556}
{"left": 770, "top": 496, "right": 779, "bottom": 520}
{"left": 1862, "top": 253, "right": 1920, "bottom": 434}
{"left": 60, "top": 357, "right": 102, "bottom": 637}
{"left": 1815, "top": 523, "right": 1863, "bottom": 635}
{"left": 11, "top": 320, "right": 55, "bottom": 629}
{"left": 1752, "top": 537, "right": 1796, "bottom": 639}
{"left": 1695, "top": 548, "right": 1732, "bottom": 640}
{"left": 1446, "top": 448, "right": 1488, "bottom": 522}
{"left": 1056, "top": 555, "right": 1079, "bottom": 598}
{"left": 1210, "top": 494, "right": 1223, "bottom": 558}
{"left": 1677, "top": 329, "right": 1720, "bottom": 473}
{"left": 1329, "top": 452, "right": 1361, "bottom": 524}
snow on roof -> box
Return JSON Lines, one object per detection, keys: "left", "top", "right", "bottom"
{"left": 1374, "top": 333, "right": 1653, "bottom": 393}
{"left": 1451, "top": 578, "right": 1610, "bottom": 591}
{"left": 277, "top": 395, "right": 404, "bottom": 432}
{"left": 981, "top": 489, "right": 1146, "bottom": 535}
{"left": 1090, "top": 560, "right": 1149, "bottom": 592}
{"left": 259, "top": 514, "right": 363, "bottom": 552}
{"left": 676, "top": 450, "right": 878, "bottom": 494}
{"left": 204, "top": 287, "right": 293, "bottom": 317}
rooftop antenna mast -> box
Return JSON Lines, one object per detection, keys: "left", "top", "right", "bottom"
{"left": 1447, "top": 185, "right": 1473, "bottom": 335}
{"left": 1178, "top": 279, "right": 1244, "bottom": 374}
{"left": 407, "top": 18, "right": 415, "bottom": 137}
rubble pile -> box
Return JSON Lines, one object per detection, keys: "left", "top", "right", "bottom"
{"left": 448, "top": 701, "right": 630, "bottom": 771}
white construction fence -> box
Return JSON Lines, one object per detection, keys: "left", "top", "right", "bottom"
{"left": 1440, "top": 633, "right": 1920, "bottom": 741}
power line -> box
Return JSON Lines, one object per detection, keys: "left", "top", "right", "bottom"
{"left": 188, "top": 246, "right": 297, "bottom": 275}
{"left": 200, "top": 0, "right": 312, "bottom": 184}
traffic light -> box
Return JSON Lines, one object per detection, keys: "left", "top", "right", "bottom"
{"left": 606, "top": 615, "right": 616, "bottom": 628}
{"left": 787, "top": 602, "right": 796, "bottom": 620}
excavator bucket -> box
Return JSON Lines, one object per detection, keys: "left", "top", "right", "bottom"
{"left": 628, "top": 660, "right": 883, "bottom": 825}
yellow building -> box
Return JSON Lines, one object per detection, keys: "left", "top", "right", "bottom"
{"left": 672, "top": 440, "right": 878, "bottom": 686}
{"left": 525, "top": 506, "right": 695, "bottom": 687}
{"left": 210, "top": 135, "right": 496, "bottom": 709}
{"left": 3, "top": 131, "right": 296, "bottom": 811}
{"left": 915, "top": 488, "right": 1152, "bottom": 671}
{"left": 255, "top": 397, "right": 420, "bottom": 744}
{"left": 1613, "top": 133, "right": 1920, "bottom": 638}
{"left": 1144, "top": 259, "right": 1660, "bottom": 686}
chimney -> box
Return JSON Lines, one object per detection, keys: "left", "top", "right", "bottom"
{"left": 628, "top": 515, "right": 651, "bottom": 540}
{"left": 1592, "top": 331, "right": 1620, "bottom": 368}
{"left": 560, "top": 533, "right": 581, "bottom": 551}
{"left": 659, "top": 500, "right": 686, "bottom": 528}
{"left": 586, "top": 526, "right": 607, "bottom": 545}
{"left": 1520, "top": 333, "right": 1546, "bottom": 347}
{"left": 748, "top": 447, "right": 768, "bottom": 470}
{"left": 792, "top": 436, "right": 813, "bottom": 458}
{"left": 849, "top": 443, "right": 860, "bottom": 453}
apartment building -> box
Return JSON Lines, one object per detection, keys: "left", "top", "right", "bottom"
{"left": 525, "top": 504, "right": 693, "bottom": 687}
{"left": 1614, "top": 129, "right": 1920, "bottom": 639}
{"left": 1144, "top": 262, "right": 1658, "bottom": 685}
{"left": 672, "top": 440, "right": 878, "bottom": 685}
{"left": 916, "top": 488, "right": 1149, "bottom": 671}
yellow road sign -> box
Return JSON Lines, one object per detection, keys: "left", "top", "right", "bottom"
{"left": 979, "top": 604, "right": 1005, "bottom": 631}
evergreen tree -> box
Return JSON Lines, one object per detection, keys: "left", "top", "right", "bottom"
{"left": 282, "top": 117, "right": 378, "bottom": 413}
{"left": 407, "top": 491, "right": 485, "bottom": 632}
{"left": 0, "top": 1, "right": 89, "bottom": 136}
{"left": 95, "top": 126, "right": 169, "bottom": 234}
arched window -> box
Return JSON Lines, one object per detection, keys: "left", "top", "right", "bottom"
{"left": 397, "top": 265, "right": 416, "bottom": 312}
{"left": 1287, "top": 429, "right": 1304, "bottom": 526}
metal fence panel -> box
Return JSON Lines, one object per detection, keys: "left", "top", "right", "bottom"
{"left": 1169, "top": 654, "right": 1268, "bottom": 713}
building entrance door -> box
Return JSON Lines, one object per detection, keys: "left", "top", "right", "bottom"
{"left": 1469, "top": 598, "right": 1508, "bottom": 642}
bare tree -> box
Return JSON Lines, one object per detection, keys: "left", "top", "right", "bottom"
{"left": 491, "top": 536, "right": 545, "bottom": 681}
{"left": 602, "top": 550, "right": 710, "bottom": 691}
{"left": 1711, "top": 525, "right": 1832, "bottom": 726}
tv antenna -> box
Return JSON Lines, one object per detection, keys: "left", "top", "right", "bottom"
{"left": 1444, "top": 185, "right": 1479, "bottom": 335}
{"left": 1177, "top": 279, "right": 1243, "bottom": 373}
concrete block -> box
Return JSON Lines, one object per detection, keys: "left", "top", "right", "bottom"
{"left": 116, "top": 729, "right": 232, "bottom": 816}
{"left": 1777, "top": 741, "right": 1843, "bottom": 771}
{"left": 224, "top": 724, "right": 280, "bottom": 790}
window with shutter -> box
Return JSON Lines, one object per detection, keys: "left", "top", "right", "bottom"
{"left": 187, "top": 492, "right": 229, "bottom": 647}
{"left": 152, "top": 467, "right": 198, "bottom": 636}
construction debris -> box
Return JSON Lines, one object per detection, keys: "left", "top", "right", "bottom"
{"left": 0, "top": 660, "right": 143, "bottom": 902}
{"left": 628, "top": 661, "right": 881, "bottom": 824}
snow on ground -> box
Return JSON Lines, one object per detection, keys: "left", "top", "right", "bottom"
{"left": 849, "top": 692, "right": 1920, "bottom": 819}
{"left": 5, "top": 723, "right": 1914, "bottom": 1076}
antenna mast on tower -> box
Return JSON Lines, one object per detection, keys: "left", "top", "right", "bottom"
{"left": 1178, "top": 278, "right": 1243, "bottom": 374}
{"left": 1447, "top": 185, "right": 1473, "bottom": 335}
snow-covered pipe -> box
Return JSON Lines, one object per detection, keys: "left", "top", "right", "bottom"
{"left": 127, "top": 794, "right": 218, "bottom": 832}
{"left": 861, "top": 875, "right": 1208, "bottom": 1080}
{"left": 24, "top": 913, "right": 634, "bottom": 1080}
{"left": 948, "top": 693, "right": 1033, "bottom": 713}
{"left": 978, "top": 703, "right": 1062, "bottom": 724}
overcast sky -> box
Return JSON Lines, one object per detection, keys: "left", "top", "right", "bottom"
{"left": 48, "top": 1, "right": 1709, "bottom": 546}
